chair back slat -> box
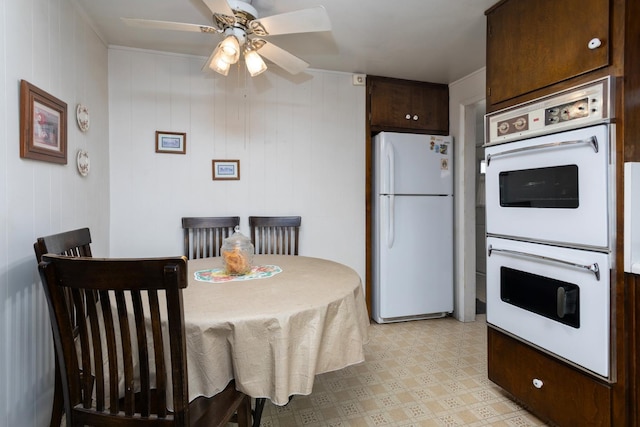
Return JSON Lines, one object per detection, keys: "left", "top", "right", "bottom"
{"left": 148, "top": 290, "right": 169, "bottom": 416}
{"left": 130, "top": 290, "right": 150, "bottom": 417}
{"left": 73, "top": 288, "right": 98, "bottom": 410}
{"left": 182, "top": 217, "right": 240, "bottom": 259}
{"left": 114, "top": 291, "right": 135, "bottom": 415}
{"left": 38, "top": 255, "right": 189, "bottom": 426}
{"left": 249, "top": 216, "right": 301, "bottom": 255}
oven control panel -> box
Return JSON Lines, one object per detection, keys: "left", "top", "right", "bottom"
{"left": 486, "top": 77, "right": 611, "bottom": 146}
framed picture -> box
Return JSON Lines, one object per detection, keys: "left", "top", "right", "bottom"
{"left": 20, "top": 80, "right": 68, "bottom": 164}
{"left": 212, "top": 160, "right": 240, "bottom": 180}
{"left": 155, "top": 131, "right": 186, "bottom": 154}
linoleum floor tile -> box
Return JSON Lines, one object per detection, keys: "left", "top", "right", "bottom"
{"left": 258, "top": 315, "right": 548, "bottom": 426}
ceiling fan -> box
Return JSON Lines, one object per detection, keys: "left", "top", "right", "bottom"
{"left": 122, "top": 0, "right": 331, "bottom": 77}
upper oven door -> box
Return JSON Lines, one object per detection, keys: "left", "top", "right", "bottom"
{"left": 485, "top": 124, "right": 610, "bottom": 249}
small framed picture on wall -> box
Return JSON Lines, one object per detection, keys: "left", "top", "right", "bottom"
{"left": 20, "top": 80, "right": 68, "bottom": 164}
{"left": 155, "top": 131, "right": 186, "bottom": 154}
{"left": 212, "top": 160, "right": 240, "bottom": 180}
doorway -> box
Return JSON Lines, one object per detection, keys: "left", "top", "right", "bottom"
{"left": 474, "top": 100, "right": 486, "bottom": 314}
{"left": 459, "top": 97, "right": 486, "bottom": 320}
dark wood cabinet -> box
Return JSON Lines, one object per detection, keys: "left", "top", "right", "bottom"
{"left": 485, "top": 0, "right": 610, "bottom": 108}
{"left": 484, "top": 0, "right": 640, "bottom": 425}
{"left": 488, "top": 327, "right": 612, "bottom": 427}
{"left": 368, "top": 76, "right": 448, "bottom": 134}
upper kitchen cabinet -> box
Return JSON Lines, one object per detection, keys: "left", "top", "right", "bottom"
{"left": 485, "top": 0, "right": 610, "bottom": 110}
{"left": 368, "top": 76, "right": 449, "bottom": 134}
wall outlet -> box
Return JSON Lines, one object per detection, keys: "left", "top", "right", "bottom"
{"left": 352, "top": 74, "right": 366, "bottom": 86}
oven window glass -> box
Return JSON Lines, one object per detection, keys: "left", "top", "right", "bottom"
{"left": 500, "top": 267, "right": 580, "bottom": 328}
{"left": 499, "top": 165, "right": 579, "bottom": 208}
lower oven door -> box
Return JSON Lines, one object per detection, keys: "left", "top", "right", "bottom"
{"left": 485, "top": 124, "right": 610, "bottom": 249}
{"left": 486, "top": 236, "right": 610, "bottom": 378}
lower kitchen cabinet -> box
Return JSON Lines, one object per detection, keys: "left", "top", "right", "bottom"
{"left": 488, "top": 327, "right": 611, "bottom": 426}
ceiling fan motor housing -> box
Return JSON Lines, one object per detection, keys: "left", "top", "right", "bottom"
{"left": 213, "top": 0, "right": 260, "bottom": 46}
{"left": 228, "top": 0, "right": 258, "bottom": 22}
{"left": 225, "top": 26, "right": 248, "bottom": 46}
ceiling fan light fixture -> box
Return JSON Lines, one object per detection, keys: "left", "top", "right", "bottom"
{"left": 244, "top": 49, "right": 267, "bottom": 76}
{"left": 209, "top": 48, "right": 231, "bottom": 76}
{"left": 219, "top": 34, "right": 240, "bottom": 63}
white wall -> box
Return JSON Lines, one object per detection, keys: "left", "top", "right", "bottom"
{"left": 449, "top": 68, "right": 486, "bottom": 322}
{"left": 108, "top": 47, "right": 367, "bottom": 282}
{"left": 0, "top": 0, "right": 110, "bottom": 425}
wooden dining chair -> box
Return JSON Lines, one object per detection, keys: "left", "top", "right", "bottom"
{"left": 34, "top": 227, "right": 93, "bottom": 261}
{"left": 182, "top": 216, "right": 240, "bottom": 259}
{"left": 34, "top": 227, "right": 93, "bottom": 427}
{"left": 248, "top": 216, "right": 301, "bottom": 256}
{"left": 247, "top": 216, "right": 301, "bottom": 425}
{"left": 38, "top": 254, "right": 252, "bottom": 427}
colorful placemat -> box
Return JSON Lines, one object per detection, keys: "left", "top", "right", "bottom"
{"left": 194, "top": 265, "right": 282, "bottom": 283}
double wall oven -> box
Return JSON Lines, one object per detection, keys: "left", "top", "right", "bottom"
{"left": 484, "top": 77, "right": 615, "bottom": 380}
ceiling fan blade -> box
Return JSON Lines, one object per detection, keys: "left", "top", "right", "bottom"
{"left": 202, "top": 0, "right": 234, "bottom": 17}
{"left": 122, "top": 18, "right": 219, "bottom": 34}
{"left": 256, "top": 40, "right": 309, "bottom": 75}
{"left": 250, "top": 6, "right": 331, "bottom": 36}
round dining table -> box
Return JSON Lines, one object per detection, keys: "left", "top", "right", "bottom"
{"left": 181, "top": 254, "right": 370, "bottom": 407}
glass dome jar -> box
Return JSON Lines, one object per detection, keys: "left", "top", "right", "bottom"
{"left": 221, "top": 227, "right": 254, "bottom": 275}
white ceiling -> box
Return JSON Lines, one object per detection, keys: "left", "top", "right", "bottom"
{"left": 74, "top": 0, "right": 496, "bottom": 83}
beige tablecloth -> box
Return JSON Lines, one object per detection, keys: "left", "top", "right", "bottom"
{"left": 184, "top": 255, "right": 370, "bottom": 405}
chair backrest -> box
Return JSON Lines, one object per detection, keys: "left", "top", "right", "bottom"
{"left": 182, "top": 216, "right": 240, "bottom": 259}
{"left": 38, "top": 254, "right": 192, "bottom": 426}
{"left": 249, "top": 216, "right": 301, "bottom": 255}
{"left": 34, "top": 227, "right": 94, "bottom": 335}
{"left": 34, "top": 227, "right": 93, "bottom": 262}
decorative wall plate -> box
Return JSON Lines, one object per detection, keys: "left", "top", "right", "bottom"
{"left": 77, "top": 149, "right": 90, "bottom": 176}
{"left": 76, "top": 104, "right": 90, "bottom": 132}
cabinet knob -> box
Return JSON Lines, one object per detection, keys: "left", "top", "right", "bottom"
{"left": 532, "top": 378, "right": 544, "bottom": 389}
{"left": 588, "top": 38, "right": 602, "bottom": 50}
{"left": 413, "top": 115, "right": 419, "bottom": 121}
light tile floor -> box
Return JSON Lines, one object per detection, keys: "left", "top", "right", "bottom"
{"left": 258, "top": 315, "right": 548, "bottom": 426}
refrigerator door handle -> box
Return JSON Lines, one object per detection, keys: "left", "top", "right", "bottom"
{"left": 388, "top": 195, "right": 395, "bottom": 248}
{"left": 388, "top": 142, "right": 395, "bottom": 196}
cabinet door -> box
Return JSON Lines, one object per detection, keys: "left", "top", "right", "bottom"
{"left": 488, "top": 327, "right": 611, "bottom": 427}
{"left": 410, "top": 82, "right": 449, "bottom": 133}
{"left": 369, "top": 77, "right": 448, "bottom": 133}
{"left": 486, "top": 0, "right": 609, "bottom": 106}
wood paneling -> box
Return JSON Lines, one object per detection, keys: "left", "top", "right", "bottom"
{"left": 624, "top": 0, "right": 640, "bottom": 414}
{"left": 2, "top": 1, "right": 111, "bottom": 426}
{"left": 108, "top": 50, "right": 367, "bottom": 286}
{"left": 484, "top": 0, "right": 640, "bottom": 425}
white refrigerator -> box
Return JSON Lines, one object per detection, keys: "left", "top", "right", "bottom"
{"left": 372, "top": 131, "right": 454, "bottom": 323}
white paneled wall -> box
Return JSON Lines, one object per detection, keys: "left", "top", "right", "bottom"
{"left": 0, "top": 1, "right": 488, "bottom": 423}
{"left": 108, "top": 48, "right": 367, "bottom": 281}
{"left": 1, "top": 0, "right": 110, "bottom": 426}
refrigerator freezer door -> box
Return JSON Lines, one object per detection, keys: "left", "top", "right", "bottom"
{"left": 373, "top": 194, "right": 454, "bottom": 322}
{"left": 375, "top": 132, "right": 453, "bottom": 196}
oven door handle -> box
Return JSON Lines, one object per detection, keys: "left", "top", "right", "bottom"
{"left": 486, "top": 136, "right": 599, "bottom": 166}
{"left": 487, "top": 245, "right": 601, "bottom": 280}
{"left": 557, "top": 287, "right": 578, "bottom": 318}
